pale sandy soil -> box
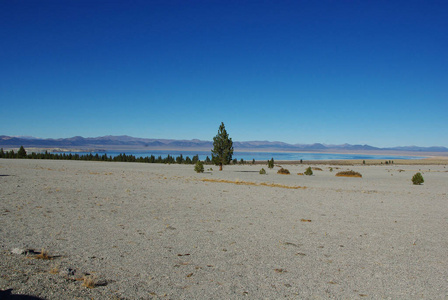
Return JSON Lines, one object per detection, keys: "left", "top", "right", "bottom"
{"left": 1, "top": 159, "right": 447, "bottom": 299}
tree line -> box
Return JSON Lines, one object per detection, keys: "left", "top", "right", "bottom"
{"left": 0, "top": 146, "right": 207, "bottom": 165}
{"left": 1, "top": 122, "right": 258, "bottom": 168}
{"left": 0, "top": 145, "right": 261, "bottom": 166}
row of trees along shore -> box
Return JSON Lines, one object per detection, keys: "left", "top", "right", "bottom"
{"left": 0, "top": 123, "right": 262, "bottom": 169}
{"left": 0, "top": 146, "right": 205, "bottom": 164}
{"left": 0, "top": 146, "right": 267, "bottom": 166}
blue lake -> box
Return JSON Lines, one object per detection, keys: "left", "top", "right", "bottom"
{"left": 53, "top": 150, "right": 424, "bottom": 162}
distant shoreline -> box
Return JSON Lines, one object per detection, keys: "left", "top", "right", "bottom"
{"left": 2, "top": 146, "right": 447, "bottom": 157}
{"left": 2, "top": 146, "right": 447, "bottom": 165}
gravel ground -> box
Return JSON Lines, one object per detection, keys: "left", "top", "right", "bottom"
{"left": 1, "top": 159, "right": 447, "bottom": 299}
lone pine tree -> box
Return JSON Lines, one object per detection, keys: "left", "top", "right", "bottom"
{"left": 211, "top": 122, "right": 234, "bottom": 171}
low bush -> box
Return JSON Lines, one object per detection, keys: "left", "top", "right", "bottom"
{"left": 277, "top": 168, "right": 290, "bottom": 175}
{"left": 304, "top": 167, "right": 313, "bottom": 176}
{"left": 335, "top": 170, "right": 362, "bottom": 178}
{"left": 312, "top": 167, "right": 322, "bottom": 171}
{"left": 194, "top": 161, "right": 204, "bottom": 173}
{"left": 412, "top": 172, "right": 424, "bottom": 185}
{"left": 259, "top": 168, "right": 266, "bottom": 174}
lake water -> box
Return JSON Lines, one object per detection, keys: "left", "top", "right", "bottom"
{"left": 53, "top": 150, "right": 424, "bottom": 162}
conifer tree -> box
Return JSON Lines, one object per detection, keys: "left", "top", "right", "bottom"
{"left": 268, "top": 158, "right": 274, "bottom": 169}
{"left": 18, "top": 146, "right": 27, "bottom": 158}
{"left": 211, "top": 122, "right": 233, "bottom": 171}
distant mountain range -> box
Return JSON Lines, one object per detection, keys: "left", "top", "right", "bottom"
{"left": 1, "top": 135, "right": 447, "bottom": 153}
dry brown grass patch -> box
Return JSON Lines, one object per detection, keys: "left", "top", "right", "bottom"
{"left": 277, "top": 168, "right": 290, "bottom": 175}
{"left": 49, "top": 263, "right": 60, "bottom": 274}
{"left": 312, "top": 167, "right": 323, "bottom": 171}
{"left": 335, "top": 170, "right": 362, "bottom": 178}
{"left": 34, "top": 249, "right": 53, "bottom": 260}
{"left": 200, "top": 178, "right": 306, "bottom": 189}
{"left": 81, "top": 275, "right": 97, "bottom": 289}
{"left": 274, "top": 268, "right": 287, "bottom": 273}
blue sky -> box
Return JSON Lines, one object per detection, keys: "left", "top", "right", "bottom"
{"left": 1, "top": 1, "right": 447, "bottom": 147}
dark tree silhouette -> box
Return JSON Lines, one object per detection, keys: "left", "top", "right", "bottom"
{"left": 211, "top": 122, "right": 234, "bottom": 171}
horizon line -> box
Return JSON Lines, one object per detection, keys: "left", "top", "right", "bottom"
{"left": 1, "top": 134, "right": 447, "bottom": 149}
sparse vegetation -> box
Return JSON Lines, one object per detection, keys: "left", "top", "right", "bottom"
{"left": 277, "top": 168, "right": 290, "bottom": 175}
{"left": 412, "top": 172, "right": 424, "bottom": 185}
{"left": 49, "top": 263, "right": 60, "bottom": 274}
{"left": 82, "top": 275, "right": 96, "bottom": 289}
{"left": 312, "top": 167, "right": 322, "bottom": 171}
{"left": 200, "top": 178, "right": 306, "bottom": 189}
{"left": 35, "top": 248, "right": 52, "bottom": 260}
{"left": 336, "top": 170, "right": 362, "bottom": 178}
{"left": 304, "top": 167, "right": 313, "bottom": 176}
{"left": 259, "top": 168, "right": 266, "bottom": 174}
{"left": 194, "top": 161, "right": 204, "bottom": 173}
{"left": 329, "top": 167, "right": 333, "bottom": 172}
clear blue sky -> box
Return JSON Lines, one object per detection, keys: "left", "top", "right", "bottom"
{"left": 1, "top": 1, "right": 447, "bottom": 147}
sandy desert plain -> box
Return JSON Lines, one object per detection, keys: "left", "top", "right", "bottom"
{"left": 1, "top": 157, "right": 447, "bottom": 299}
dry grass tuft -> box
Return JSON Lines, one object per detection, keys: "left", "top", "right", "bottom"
{"left": 297, "top": 173, "right": 304, "bottom": 175}
{"left": 277, "top": 168, "right": 290, "bottom": 175}
{"left": 274, "top": 268, "right": 287, "bottom": 273}
{"left": 312, "top": 167, "right": 323, "bottom": 171}
{"left": 82, "top": 275, "right": 96, "bottom": 289}
{"left": 200, "top": 178, "right": 306, "bottom": 189}
{"left": 49, "top": 263, "right": 60, "bottom": 274}
{"left": 335, "top": 170, "right": 362, "bottom": 178}
{"left": 35, "top": 249, "right": 53, "bottom": 260}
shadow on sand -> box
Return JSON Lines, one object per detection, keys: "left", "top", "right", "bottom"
{"left": 0, "top": 289, "right": 45, "bottom": 300}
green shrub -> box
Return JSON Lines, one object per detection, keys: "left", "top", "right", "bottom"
{"left": 304, "top": 167, "right": 313, "bottom": 176}
{"left": 259, "top": 168, "right": 266, "bottom": 174}
{"left": 267, "top": 158, "right": 274, "bottom": 169}
{"left": 277, "top": 168, "right": 290, "bottom": 175}
{"left": 194, "top": 161, "right": 204, "bottom": 173}
{"left": 412, "top": 172, "right": 424, "bottom": 185}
